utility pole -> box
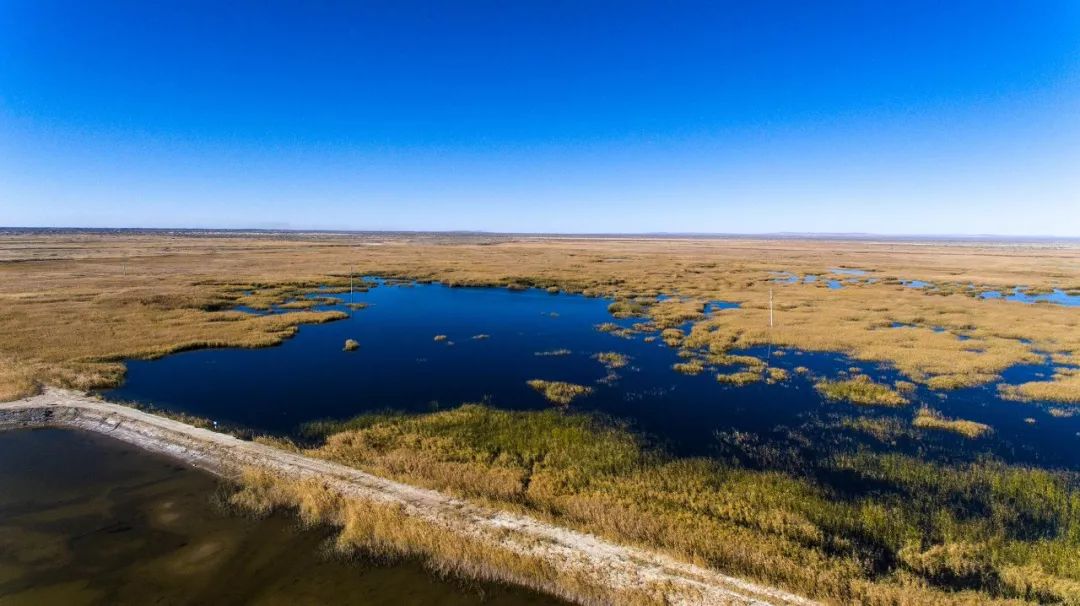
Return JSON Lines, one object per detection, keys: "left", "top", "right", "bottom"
{"left": 769, "top": 288, "right": 774, "bottom": 328}
{"left": 765, "top": 288, "right": 774, "bottom": 374}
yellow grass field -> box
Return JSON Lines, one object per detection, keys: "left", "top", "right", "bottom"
{"left": 2, "top": 231, "right": 1076, "bottom": 404}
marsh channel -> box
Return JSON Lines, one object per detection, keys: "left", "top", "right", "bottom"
{"left": 106, "top": 278, "right": 1079, "bottom": 469}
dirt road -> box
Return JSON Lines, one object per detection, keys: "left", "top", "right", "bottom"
{"left": 0, "top": 389, "right": 816, "bottom": 606}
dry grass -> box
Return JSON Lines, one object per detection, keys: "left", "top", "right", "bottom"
{"left": 715, "top": 370, "right": 761, "bottom": 386}
{"left": 296, "top": 404, "right": 1080, "bottom": 606}
{"left": 999, "top": 368, "right": 1080, "bottom": 404}
{"left": 672, "top": 359, "right": 705, "bottom": 375}
{"left": 527, "top": 380, "right": 594, "bottom": 406}
{"left": 343, "top": 339, "right": 360, "bottom": 351}
{"left": 913, "top": 407, "right": 993, "bottom": 439}
{"left": 1, "top": 232, "right": 1077, "bottom": 402}
{"left": 227, "top": 469, "right": 668, "bottom": 606}
{"left": 593, "top": 352, "right": 628, "bottom": 369}
{"left": 816, "top": 375, "right": 908, "bottom": 407}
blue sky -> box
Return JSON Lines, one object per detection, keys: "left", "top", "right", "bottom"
{"left": 1, "top": 1, "right": 1078, "bottom": 235}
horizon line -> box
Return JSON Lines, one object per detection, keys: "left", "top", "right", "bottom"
{"left": 2, "top": 226, "right": 1079, "bottom": 243}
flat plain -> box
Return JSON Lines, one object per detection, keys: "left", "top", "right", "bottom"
{"left": 2, "top": 230, "right": 1080, "bottom": 605}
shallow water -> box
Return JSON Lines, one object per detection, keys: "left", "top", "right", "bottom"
{"left": 0, "top": 428, "right": 564, "bottom": 606}
{"left": 980, "top": 286, "right": 1080, "bottom": 307}
{"left": 104, "top": 280, "right": 1080, "bottom": 469}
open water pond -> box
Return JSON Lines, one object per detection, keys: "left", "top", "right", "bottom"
{"left": 105, "top": 280, "right": 1080, "bottom": 469}
{"left": 0, "top": 428, "right": 565, "bottom": 606}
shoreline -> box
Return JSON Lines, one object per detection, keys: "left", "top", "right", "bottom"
{"left": 0, "top": 388, "right": 813, "bottom": 606}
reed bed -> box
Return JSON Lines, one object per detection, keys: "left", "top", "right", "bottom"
{"left": 815, "top": 375, "right": 908, "bottom": 407}
{"left": 527, "top": 380, "right": 593, "bottom": 406}
{"left": 295, "top": 404, "right": 1080, "bottom": 605}
{"left": 913, "top": 407, "right": 993, "bottom": 438}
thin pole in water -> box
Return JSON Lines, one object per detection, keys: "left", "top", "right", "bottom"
{"left": 766, "top": 288, "right": 774, "bottom": 373}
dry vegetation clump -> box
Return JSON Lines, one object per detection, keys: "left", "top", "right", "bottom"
{"left": 660, "top": 328, "right": 684, "bottom": 347}
{"left": 672, "top": 359, "right": 704, "bottom": 375}
{"left": 433, "top": 334, "right": 448, "bottom": 342}
{"left": 527, "top": 380, "right": 594, "bottom": 406}
{"left": 998, "top": 367, "right": 1080, "bottom": 404}
{"left": 593, "top": 352, "right": 628, "bottom": 369}
{"left": 707, "top": 353, "right": 766, "bottom": 369}
{"left": 298, "top": 404, "right": 1080, "bottom": 605}
{"left": 716, "top": 370, "right": 761, "bottom": 386}
{"left": 1049, "top": 407, "right": 1078, "bottom": 418}
{"left": 913, "top": 407, "right": 993, "bottom": 439}
{"left": 607, "top": 299, "right": 648, "bottom": 318}
{"left": 343, "top": 339, "right": 359, "bottom": 351}
{"left": 766, "top": 367, "right": 788, "bottom": 383}
{"left": 816, "top": 375, "right": 908, "bottom": 407}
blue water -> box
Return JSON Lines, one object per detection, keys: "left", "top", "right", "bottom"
{"left": 105, "top": 281, "right": 1080, "bottom": 468}
{"left": 980, "top": 286, "right": 1080, "bottom": 307}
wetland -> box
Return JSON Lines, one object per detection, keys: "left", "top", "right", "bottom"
{"left": 3, "top": 231, "right": 1080, "bottom": 605}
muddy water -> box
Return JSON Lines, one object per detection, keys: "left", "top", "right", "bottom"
{"left": 0, "top": 428, "right": 564, "bottom": 606}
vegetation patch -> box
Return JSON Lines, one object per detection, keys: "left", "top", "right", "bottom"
{"left": 765, "top": 367, "right": 788, "bottom": 383}
{"left": 672, "top": 360, "right": 704, "bottom": 375}
{"left": 660, "top": 328, "right": 684, "bottom": 347}
{"left": 913, "top": 407, "right": 992, "bottom": 439}
{"left": 815, "top": 375, "right": 908, "bottom": 407}
{"left": 296, "top": 404, "right": 1080, "bottom": 605}
{"left": 534, "top": 349, "right": 571, "bottom": 357}
{"left": 715, "top": 370, "right": 761, "bottom": 386}
{"left": 593, "top": 352, "right": 628, "bottom": 369}
{"left": 998, "top": 368, "right": 1080, "bottom": 404}
{"left": 607, "top": 299, "right": 648, "bottom": 318}
{"left": 526, "top": 380, "right": 594, "bottom": 406}
{"left": 343, "top": 339, "right": 359, "bottom": 351}
{"left": 841, "top": 416, "right": 911, "bottom": 444}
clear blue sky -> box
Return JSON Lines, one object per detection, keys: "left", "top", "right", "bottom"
{"left": 2, "top": 1, "right": 1078, "bottom": 235}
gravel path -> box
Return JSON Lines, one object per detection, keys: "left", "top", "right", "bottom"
{"left": 1, "top": 388, "right": 817, "bottom": 606}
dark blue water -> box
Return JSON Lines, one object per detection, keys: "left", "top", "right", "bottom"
{"left": 105, "top": 281, "right": 1080, "bottom": 469}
